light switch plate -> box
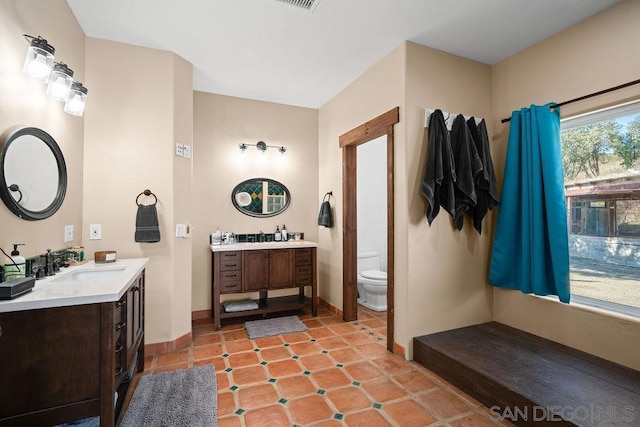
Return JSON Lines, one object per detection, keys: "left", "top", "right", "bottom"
{"left": 175, "top": 223, "right": 186, "bottom": 238}
{"left": 89, "top": 224, "right": 102, "bottom": 240}
{"left": 183, "top": 144, "right": 191, "bottom": 159}
{"left": 64, "top": 225, "right": 74, "bottom": 242}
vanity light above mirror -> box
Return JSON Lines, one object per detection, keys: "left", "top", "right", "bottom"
{"left": 22, "top": 34, "right": 88, "bottom": 116}
{"left": 238, "top": 141, "right": 287, "bottom": 157}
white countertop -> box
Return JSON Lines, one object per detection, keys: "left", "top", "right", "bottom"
{"left": 210, "top": 240, "right": 318, "bottom": 252}
{"left": 0, "top": 258, "right": 149, "bottom": 313}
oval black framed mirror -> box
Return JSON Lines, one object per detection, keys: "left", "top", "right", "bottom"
{"left": 0, "top": 126, "right": 67, "bottom": 221}
{"left": 232, "top": 177, "right": 290, "bottom": 218}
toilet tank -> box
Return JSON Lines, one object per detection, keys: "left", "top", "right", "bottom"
{"left": 357, "top": 252, "right": 380, "bottom": 272}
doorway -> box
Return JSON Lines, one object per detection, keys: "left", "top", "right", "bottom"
{"left": 339, "top": 107, "right": 399, "bottom": 353}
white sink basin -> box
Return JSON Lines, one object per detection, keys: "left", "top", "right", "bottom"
{"left": 53, "top": 267, "right": 127, "bottom": 282}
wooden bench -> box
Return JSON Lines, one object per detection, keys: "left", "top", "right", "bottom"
{"left": 413, "top": 322, "right": 640, "bottom": 426}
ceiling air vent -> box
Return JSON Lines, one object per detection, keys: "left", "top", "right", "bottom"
{"left": 275, "top": 0, "right": 322, "bottom": 12}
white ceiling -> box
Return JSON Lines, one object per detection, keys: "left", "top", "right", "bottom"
{"left": 66, "top": 0, "right": 621, "bottom": 108}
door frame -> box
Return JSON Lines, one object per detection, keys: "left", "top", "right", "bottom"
{"left": 339, "top": 107, "right": 399, "bottom": 353}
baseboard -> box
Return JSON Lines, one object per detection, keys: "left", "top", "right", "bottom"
{"left": 191, "top": 309, "right": 211, "bottom": 321}
{"left": 319, "top": 298, "right": 343, "bottom": 318}
{"left": 145, "top": 330, "right": 192, "bottom": 356}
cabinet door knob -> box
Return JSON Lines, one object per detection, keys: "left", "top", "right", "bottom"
{"left": 116, "top": 300, "right": 126, "bottom": 308}
{"left": 115, "top": 344, "right": 124, "bottom": 353}
{"left": 115, "top": 321, "right": 127, "bottom": 331}
{"left": 133, "top": 286, "right": 140, "bottom": 292}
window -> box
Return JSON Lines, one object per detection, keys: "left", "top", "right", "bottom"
{"left": 561, "top": 100, "right": 640, "bottom": 313}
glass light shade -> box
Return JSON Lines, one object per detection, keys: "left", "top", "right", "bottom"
{"left": 47, "top": 63, "right": 74, "bottom": 101}
{"left": 22, "top": 37, "right": 55, "bottom": 83}
{"left": 64, "top": 82, "right": 88, "bottom": 116}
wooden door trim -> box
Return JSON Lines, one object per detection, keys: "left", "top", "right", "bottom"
{"left": 340, "top": 107, "right": 399, "bottom": 353}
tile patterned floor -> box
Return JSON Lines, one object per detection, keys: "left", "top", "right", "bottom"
{"left": 138, "top": 306, "right": 512, "bottom": 426}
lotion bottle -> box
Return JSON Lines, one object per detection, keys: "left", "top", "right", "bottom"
{"left": 3, "top": 243, "right": 26, "bottom": 282}
{"left": 281, "top": 224, "right": 288, "bottom": 241}
{"left": 274, "top": 225, "right": 282, "bottom": 241}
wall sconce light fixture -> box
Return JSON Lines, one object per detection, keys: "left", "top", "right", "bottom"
{"left": 64, "top": 82, "right": 88, "bottom": 116}
{"left": 238, "top": 141, "right": 287, "bottom": 157}
{"left": 22, "top": 34, "right": 88, "bottom": 116}
{"left": 23, "top": 35, "right": 55, "bottom": 82}
{"left": 47, "top": 62, "right": 74, "bottom": 101}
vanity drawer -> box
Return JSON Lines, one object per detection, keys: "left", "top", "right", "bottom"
{"left": 295, "top": 265, "right": 313, "bottom": 276}
{"left": 220, "top": 260, "right": 241, "bottom": 271}
{"left": 295, "top": 255, "right": 312, "bottom": 266}
{"left": 295, "top": 248, "right": 312, "bottom": 257}
{"left": 220, "top": 270, "right": 241, "bottom": 282}
{"left": 295, "top": 275, "right": 313, "bottom": 286}
{"left": 220, "top": 251, "right": 242, "bottom": 270}
{"left": 220, "top": 280, "right": 241, "bottom": 293}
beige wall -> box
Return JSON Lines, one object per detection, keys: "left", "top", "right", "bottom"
{"left": 318, "top": 43, "right": 405, "bottom": 337}
{"left": 491, "top": 0, "right": 640, "bottom": 370}
{"left": 404, "top": 42, "right": 494, "bottom": 355}
{"left": 0, "top": 0, "right": 84, "bottom": 259}
{"left": 318, "top": 42, "right": 494, "bottom": 358}
{"left": 83, "top": 37, "right": 194, "bottom": 344}
{"left": 191, "top": 93, "right": 319, "bottom": 311}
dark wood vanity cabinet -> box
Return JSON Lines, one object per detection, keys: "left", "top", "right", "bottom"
{"left": 0, "top": 270, "right": 145, "bottom": 427}
{"left": 243, "top": 249, "right": 294, "bottom": 291}
{"left": 212, "top": 247, "right": 317, "bottom": 329}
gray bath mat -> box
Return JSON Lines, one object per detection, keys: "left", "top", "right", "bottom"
{"left": 121, "top": 364, "right": 217, "bottom": 426}
{"left": 245, "top": 315, "right": 308, "bottom": 339}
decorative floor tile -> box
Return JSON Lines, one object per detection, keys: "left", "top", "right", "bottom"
{"left": 231, "top": 365, "right": 268, "bottom": 385}
{"left": 243, "top": 404, "right": 290, "bottom": 427}
{"left": 383, "top": 400, "right": 437, "bottom": 426}
{"left": 393, "top": 370, "right": 438, "bottom": 393}
{"left": 361, "top": 377, "right": 407, "bottom": 402}
{"left": 326, "top": 386, "right": 372, "bottom": 413}
{"left": 343, "top": 409, "right": 391, "bottom": 426}
{"left": 238, "top": 383, "right": 278, "bottom": 409}
{"left": 136, "top": 309, "right": 502, "bottom": 427}
{"left": 299, "top": 354, "right": 333, "bottom": 371}
{"left": 276, "top": 375, "right": 316, "bottom": 399}
{"left": 288, "top": 395, "right": 333, "bottom": 425}
{"left": 268, "top": 359, "right": 303, "bottom": 377}
{"left": 312, "top": 367, "right": 351, "bottom": 389}
{"left": 418, "top": 389, "right": 474, "bottom": 419}
{"left": 260, "top": 346, "right": 293, "bottom": 361}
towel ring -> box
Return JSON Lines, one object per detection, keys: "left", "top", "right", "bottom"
{"left": 323, "top": 191, "right": 332, "bottom": 202}
{"left": 136, "top": 189, "right": 157, "bottom": 206}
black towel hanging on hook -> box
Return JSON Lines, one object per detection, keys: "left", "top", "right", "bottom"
{"left": 318, "top": 191, "right": 333, "bottom": 228}
{"left": 135, "top": 189, "right": 161, "bottom": 243}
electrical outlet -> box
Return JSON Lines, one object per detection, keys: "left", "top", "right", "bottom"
{"left": 64, "top": 225, "right": 74, "bottom": 242}
{"left": 183, "top": 144, "right": 191, "bottom": 159}
{"left": 175, "top": 143, "right": 184, "bottom": 157}
{"left": 89, "top": 224, "right": 102, "bottom": 240}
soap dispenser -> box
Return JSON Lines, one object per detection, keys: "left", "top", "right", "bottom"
{"left": 3, "top": 244, "right": 26, "bottom": 282}
{"left": 274, "top": 225, "right": 282, "bottom": 242}
{"left": 281, "top": 224, "right": 288, "bottom": 241}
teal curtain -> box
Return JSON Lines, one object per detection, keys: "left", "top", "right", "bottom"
{"left": 489, "top": 103, "right": 570, "bottom": 303}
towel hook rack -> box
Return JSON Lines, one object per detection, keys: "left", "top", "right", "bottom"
{"left": 323, "top": 191, "right": 333, "bottom": 202}
{"left": 136, "top": 189, "right": 157, "bottom": 206}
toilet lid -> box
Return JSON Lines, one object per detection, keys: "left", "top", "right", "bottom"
{"left": 360, "top": 270, "right": 386, "bottom": 280}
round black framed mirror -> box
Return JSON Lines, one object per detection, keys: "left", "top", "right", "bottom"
{"left": 232, "top": 177, "right": 290, "bottom": 218}
{"left": 0, "top": 126, "right": 67, "bottom": 221}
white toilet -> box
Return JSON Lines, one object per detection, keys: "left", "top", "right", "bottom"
{"left": 357, "top": 252, "right": 387, "bottom": 311}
